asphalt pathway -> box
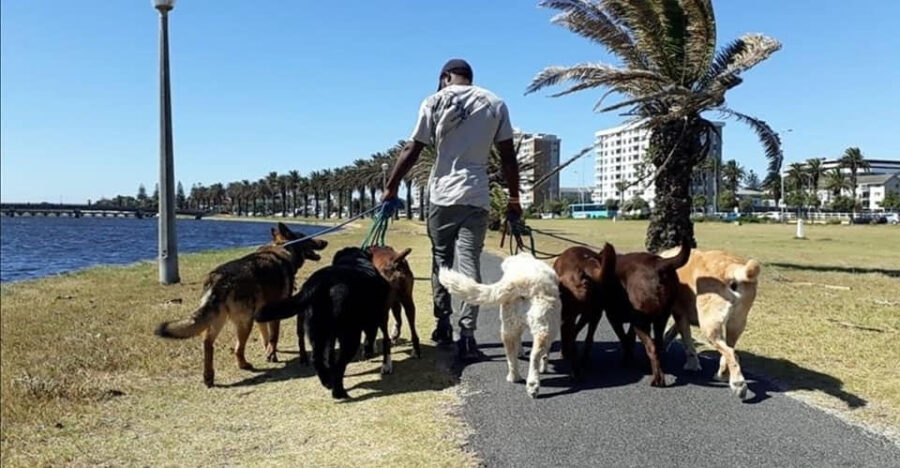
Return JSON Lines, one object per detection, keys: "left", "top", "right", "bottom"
{"left": 451, "top": 252, "right": 900, "bottom": 467}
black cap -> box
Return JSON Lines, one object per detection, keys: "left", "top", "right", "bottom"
{"left": 438, "top": 58, "right": 473, "bottom": 91}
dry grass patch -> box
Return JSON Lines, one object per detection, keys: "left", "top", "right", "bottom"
{"left": 1, "top": 221, "right": 475, "bottom": 467}
{"left": 486, "top": 219, "right": 900, "bottom": 434}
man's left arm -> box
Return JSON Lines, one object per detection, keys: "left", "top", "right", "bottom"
{"left": 494, "top": 101, "right": 522, "bottom": 218}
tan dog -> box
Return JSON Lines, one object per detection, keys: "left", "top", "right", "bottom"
{"left": 367, "top": 246, "right": 420, "bottom": 358}
{"left": 155, "top": 223, "right": 327, "bottom": 387}
{"left": 661, "top": 248, "right": 761, "bottom": 399}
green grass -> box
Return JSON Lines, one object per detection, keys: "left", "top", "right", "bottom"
{"left": 2, "top": 219, "right": 898, "bottom": 465}
{"left": 0, "top": 220, "right": 474, "bottom": 467}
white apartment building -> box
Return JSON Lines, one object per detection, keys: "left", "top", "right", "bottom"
{"left": 515, "top": 129, "right": 561, "bottom": 208}
{"left": 593, "top": 122, "right": 723, "bottom": 209}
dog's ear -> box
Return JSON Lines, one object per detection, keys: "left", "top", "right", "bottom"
{"left": 270, "top": 227, "right": 282, "bottom": 242}
{"left": 394, "top": 248, "right": 412, "bottom": 263}
{"left": 277, "top": 222, "right": 296, "bottom": 240}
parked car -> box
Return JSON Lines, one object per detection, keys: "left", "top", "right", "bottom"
{"left": 887, "top": 213, "right": 899, "bottom": 225}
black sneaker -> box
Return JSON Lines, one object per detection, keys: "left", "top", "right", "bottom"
{"left": 431, "top": 323, "right": 454, "bottom": 346}
{"left": 457, "top": 335, "right": 486, "bottom": 363}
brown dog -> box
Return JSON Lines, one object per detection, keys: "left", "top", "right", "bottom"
{"left": 553, "top": 244, "right": 616, "bottom": 379}
{"left": 605, "top": 240, "right": 691, "bottom": 387}
{"left": 155, "top": 223, "right": 327, "bottom": 386}
{"left": 368, "top": 246, "right": 420, "bottom": 358}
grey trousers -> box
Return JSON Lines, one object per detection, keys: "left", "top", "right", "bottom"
{"left": 428, "top": 204, "right": 489, "bottom": 336}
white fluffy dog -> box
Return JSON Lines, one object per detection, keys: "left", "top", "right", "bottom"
{"left": 439, "top": 253, "right": 561, "bottom": 398}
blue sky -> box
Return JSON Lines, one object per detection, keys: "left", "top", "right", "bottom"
{"left": 2, "top": 1, "right": 898, "bottom": 203}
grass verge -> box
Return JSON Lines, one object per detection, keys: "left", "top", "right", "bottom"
{"left": 1, "top": 220, "right": 475, "bottom": 467}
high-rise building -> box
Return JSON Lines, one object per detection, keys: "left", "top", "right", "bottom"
{"left": 593, "top": 121, "right": 723, "bottom": 211}
{"left": 515, "top": 129, "right": 561, "bottom": 208}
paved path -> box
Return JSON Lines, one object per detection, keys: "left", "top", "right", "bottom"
{"left": 452, "top": 252, "right": 899, "bottom": 467}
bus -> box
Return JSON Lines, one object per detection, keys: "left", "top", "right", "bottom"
{"left": 569, "top": 203, "right": 617, "bottom": 219}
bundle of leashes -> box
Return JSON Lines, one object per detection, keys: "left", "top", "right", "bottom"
{"left": 360, "top": 198, "right": 404, "bottom": 248}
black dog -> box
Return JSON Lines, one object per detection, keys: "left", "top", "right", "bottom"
{"left": 255, "top": 247, "right": 392, "bottom": 399}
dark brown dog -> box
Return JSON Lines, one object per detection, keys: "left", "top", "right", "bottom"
{"left": 553, "top": 244, "right": 616, "bottom": 379}
{"left": 368, "top": 246, "right": 420, "bottom": 358}
{"left": 605, "top": 240, "right": 691, "bottom": 387}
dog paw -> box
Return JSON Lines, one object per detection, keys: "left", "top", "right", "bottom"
{"left": 526, "top": 380, "right": 540, "bottom": 399}
{"left": 381, "top": 361, "right": 393, "bottom": 375}
{"left": 203, "top": 374, "right": 214, "bottom": 388}
{"left": 237, "top": 361, "right": 254, "bottom": 371}
{"left": 714, "top": 371, "right": 728, "bottom": 382}
{"left": 731, "top": 380, "right": 748, "bottom": 399}
{"left": 331, "top": 389, "right": 350, "bottom": 399}
{"left": 266, "top": 353, "right": 278, "bottom": 363}
{"left": 650, "top": 376, "right": 667, "bottom": 388}
{"left": 506, "top": 373, "right": 520, "bottom": 383}
{"left": 683, "top": 358, "right": 701, "bottom": 372}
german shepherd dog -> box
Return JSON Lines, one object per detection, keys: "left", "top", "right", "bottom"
{"left": 255, "top": 247, "right": 392, "bottom": 399}
{"left": 368, "top": 246, "right": 420, "bottom": 358}
{"left": 154, "top": 223, "right": 327, "bottom": 387}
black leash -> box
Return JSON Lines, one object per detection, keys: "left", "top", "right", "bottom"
{"left": 500, "top": 214, "right": 606, "bottom": 260}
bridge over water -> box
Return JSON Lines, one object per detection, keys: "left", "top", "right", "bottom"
{"left": 0, "top": 203, "right": 208, "bottom": 219}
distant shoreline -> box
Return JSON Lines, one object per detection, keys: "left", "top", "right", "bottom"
{"left": 204, "top": 215, "right": 345, "bottom": 226}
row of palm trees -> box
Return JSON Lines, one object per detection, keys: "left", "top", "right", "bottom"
{"left": 182, "top": 141, "right": 436, "bottom": 221}
{"left": 783, "top": 147, "right": 870, "bottom": 210}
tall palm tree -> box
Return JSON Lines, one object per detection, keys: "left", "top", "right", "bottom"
{"left": 287, "top": 170, "right": 301, "bottom": 217}
{"left": 721, "top": 160, "right": 745, "bottom": 194}
{"left": 804, "top": 158, "right": 823, "bottom": 209}
{"left": 839, "top": 147, "right": 870, "bottom": 201}
{"left": 297, "top": 176, "right": 310, "bottom": 217}
{"left": 277, "top": 174, "right": 291, "bottom": 217}
{"left": 240, "top": 179, "right": 252, "bottom": 216}
{"left": 257, "top": 178, "right": 273, "bottom": 215}
{"left": 410, "top": 146, "right": 436, "bottom": 221}
{"left": 320, "top": 169, "right": 334, "bottom": 219}
{"left": 824, "top": 168, "right": 849, "bottom": 197}
{"left": 331, "top": 167, "right": 349, "bottom": 219}
{"left": 353, "top": 159, "right": 371, "bottom": 215}
{"left": 527, "top": 0, "right": 782, "bottom": 251}
{"left": 309, "top": 171, "right": 323, "bottom": 218}
{"left": 264, "top": 172, "right": 280, "bottom": 215}
{"left": 208, "top": 183, "right": 225, "bottom": 212}
{"left": 226, "top": 182, "right": 242, "bottom": 214}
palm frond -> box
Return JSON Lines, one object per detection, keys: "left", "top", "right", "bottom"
{"left": 526, "top": 63, "right": 666, "bottom": 96}
{"left": 542, "top": 0, "right": 646, "bottom": 68}
{"left": 595, "top": 84, "right": 688, "bottom": 113}
{"left": 717, "top": 107, "right": 782, "bottom": 175}
{"left": 681, "top": 0, "right": 716, "bottom": 82}
{"left": 699, "top": 34, "right": 781, "bottom": 91}
{"left": 608, "top": 0, "right": 674, "bottom": 76}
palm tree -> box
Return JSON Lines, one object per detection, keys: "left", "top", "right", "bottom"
{"left": 277, "top": 174, "right": 291, "bottom": 217}
{"left": 287, "top": 170, "right": 301, "bottom": 217}
{"left": 804, "top": 158, "right": 823, "bottom": 209}
{"left": 226, "top": 182, "right": 242, "bottom": 214}
{"left": 721, "top": 160, "right": 745, "bottom": 194}
{"left": 824, "top": 168, "right": 849, "bottom": 197}
{"left": 840, "top": 147, "right": 870, "bottom": 201}
{"left": 321, "top": 169, "right": 334, "bottom": 219}
{"left": 786, "top": 162, "right": 807, "bottom": 192}
{"left": 410, "top": 146, "right": 436, "bottom": 221}
{"left": 208, "top": 183, "right": 225, "bottom": 213}
{"left": 257, "top": 178, "right": 273, "bottom": 215}
{"left": 297, "top": 176, "right": 310, "bottom": 217}
{"left": 240, "top": 179, "right": 252, "bottom": 216}
{"left": 744, "top": 170, "right": 761, "bottom": 191}
{"left": 331, "top": 167, "right": 349, "bottom": 219}
{"left": 353, "top": 159, "right": 372, "bottom": 215}
{"left": 309, "top": 171, "right": 323, "bottom": 218}
{"left": 527, "top": 0, "right": 782, "bottom": 251}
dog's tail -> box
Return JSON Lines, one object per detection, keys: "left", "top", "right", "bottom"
{"left": 734, "top": 258, "right": 762, "bottom": 283}
{"left": 656, "top": 238, "right": 692, "bottom": 273}
{"left": 154, "top": 289, "right": 220, "bottom": 339}
{"left": 253, "top": 281, "right": 318, "bottom": 323}
{"left": 599, "top": 243, "right": 617, "bottom": 284}
{"left": 438, "top": 268, "right": 516, "bottom": 306}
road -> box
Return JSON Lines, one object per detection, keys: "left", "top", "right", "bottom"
{"left": 451, "top": 252, "right": 900, "bottom": 467}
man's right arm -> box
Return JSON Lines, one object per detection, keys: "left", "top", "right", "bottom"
{"left": 382, "top": 140, "right": 424, "bottom": 201}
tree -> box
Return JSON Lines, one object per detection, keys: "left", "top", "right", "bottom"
{"left": 721, "top": 160, "right": 745, "bottom": 194}
{"left": 738, "top": 197, "right": 754, "bottom": 213}
{"left": 176, "top": 181, "right": 186, "bottom": 209}
{"left": 604, "top": 198, "right": 620, "bottom": 210}
{"left": 744, "top": 170, "right": 761, "bottom": 191}
{"left": 880, "top": 191, "right": 900, "bottom": 211}
{"left": 692, "top": 194, "right": 708, "bottom": 213}
{"left": 840, "top": 147, "right": 870, "bottom": 204}
{"left": 527, "top": 0, "right": 782, "bottom": 251}
{"left": 824, "top": 168, "right": 849, "bottom": 197}
{"left": 718, "top": 191, "right": 737, "bottom": 211}
{"left": 830, "top": 195, "right": 857, "bottom": 212}
{"left": 805, "top": 158, "right": 823, "bottom": 196}
{"left": 622, "top": 195, "right": 648, "bottom": 214}
{"left": 136, "top": 184, "right": 148, "bottom": 208}
{"left": 153, "top": 183, "right": 160, "bottom": 206}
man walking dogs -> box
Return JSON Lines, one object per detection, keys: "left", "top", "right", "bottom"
{"left": 382, "top": 59, "right": 522, "bottom": 362}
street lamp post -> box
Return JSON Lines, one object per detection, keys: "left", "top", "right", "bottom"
{"left": 154, "top": 0, "right": 179, "bottom": 284}
{"left": 779, "top": 129, "right": 793, "bottom": 224}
